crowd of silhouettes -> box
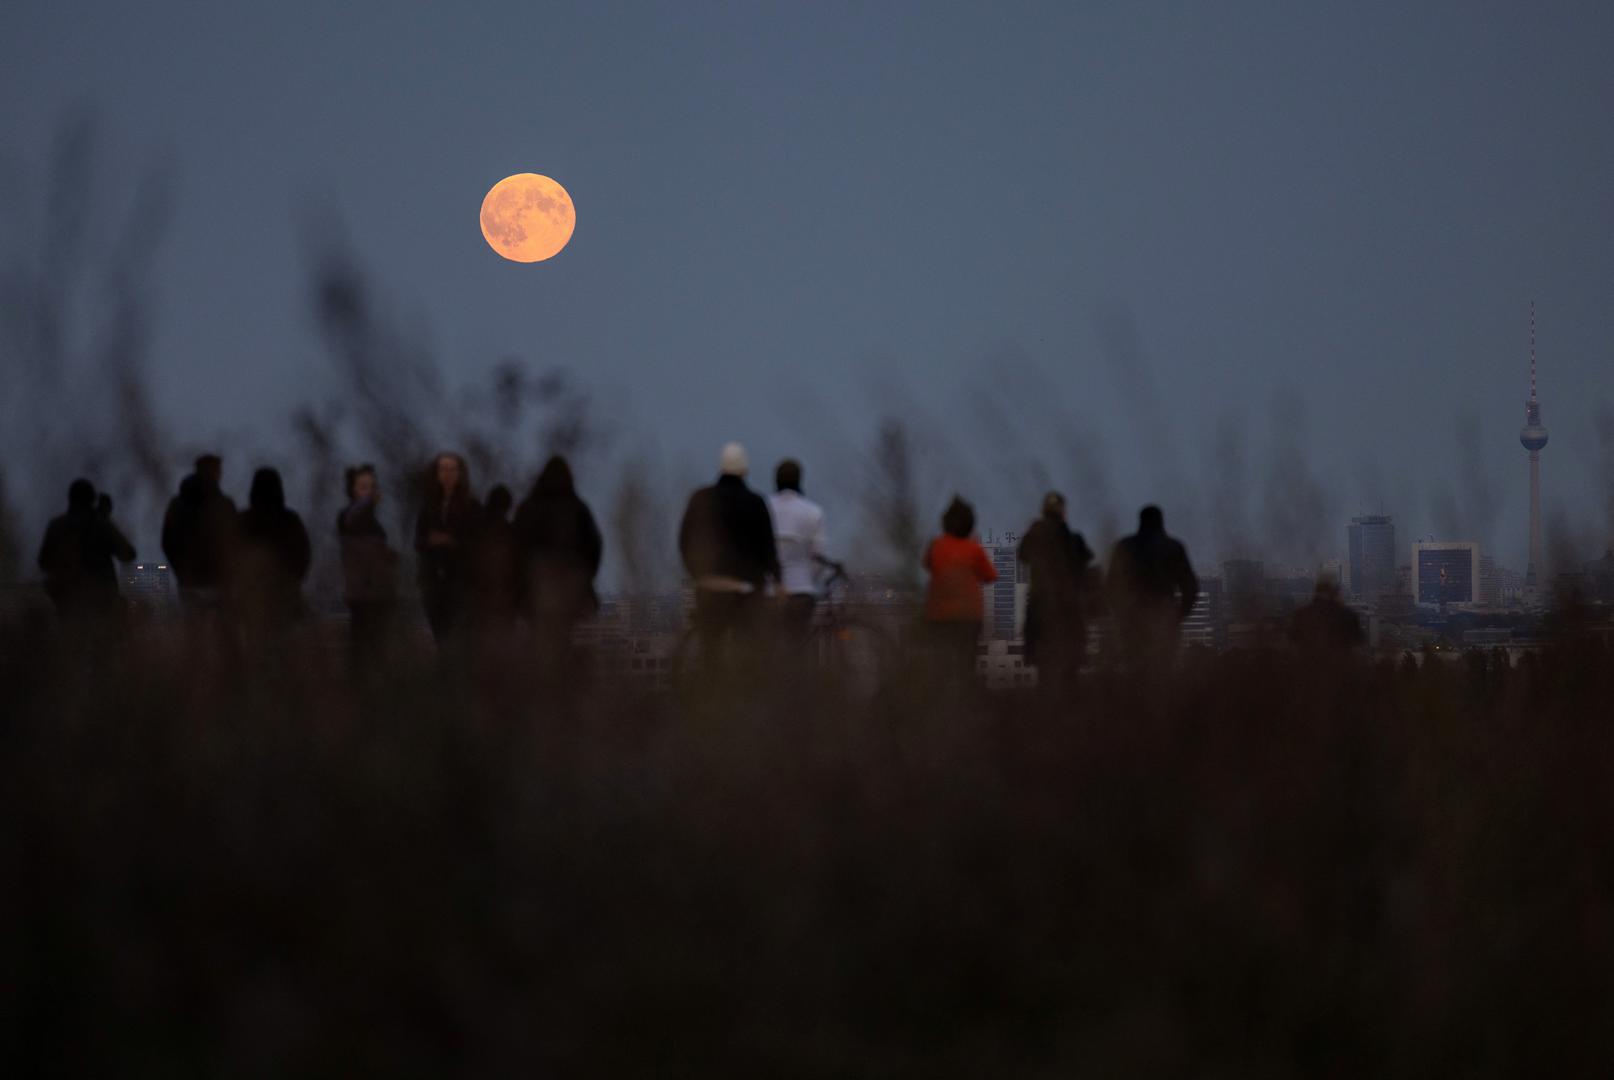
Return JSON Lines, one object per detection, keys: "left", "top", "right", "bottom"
{"left": 30, "top": 438, "right": 1387, "bottom": 688}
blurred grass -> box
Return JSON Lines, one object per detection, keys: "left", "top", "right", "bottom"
{"left": 3, "top": 623, "right": 1612, "bottom": 1077}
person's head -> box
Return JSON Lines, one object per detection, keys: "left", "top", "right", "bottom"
{"left": 427, "top": 452, "right": 471, "bottom": 505}
{"left": 485, "top": 484, "right": 513, "bottom": 520}
{"left": 435, "top": 453, "right": 463, "bottom": 496}
{"left": 941, "top": 495, "right": 975, "bottom": 539}
{"left": 1138, "top": 505, "right": 1164, "bottom": 534}
{"left": 249, "top": 467, "right": 286, "bottom": 513}
{"left": 1041, "top": 491, "right": 1066, "bottom": 520}
{"left": 775, "top": 458, "right": 802, "bottom": 494}
{"left": 96, "top": 493, "right": 113, "bottom": 517}
{"left": 533, "top": 454, "right": 575, "bottom": 498}
{"left": 195, "top": 454, "right": 222, "bottom": 487}
{"left": 1314, "top": 579, "right": 1341, "bottom": 602}
{"left": 345, "top": 464, "right": 379, "bottom": 503}
{"left": 67, "top": 478, "right": 96, "bottom": 510}
{"left": 719, "top": 442, "right": 749, "bottom": 478}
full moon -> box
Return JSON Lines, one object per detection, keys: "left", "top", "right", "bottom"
{"left": 479, "top": 173, "right": 576, "bottom": 263}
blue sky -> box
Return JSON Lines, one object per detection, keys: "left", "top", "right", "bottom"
{"left": 4, "top": 0, "right": 1612, "bottom": 574}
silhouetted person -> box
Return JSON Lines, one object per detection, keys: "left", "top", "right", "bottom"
{"left": 922, "top": 496, "right": 996, "bottom": 684}
{"left": 415, "top": 452, "right": 480, "bottom": 647}
{"left": 1290, "top": 580, "right": 1365, "bottom": 655}
{"left": 512, "top": 456, "right": 603, "bottom": 676}
{"left": 1018, "top": 491, "right": 1094, "bottom": 696}
{"left": 232, "top": 467, "right": 311, "bottom": 629}
{"left": 678, "top": 442, "right": 779, "bottom": 661}
{"left": 1106, "top": 505, "right": 1199, "bottom": 671}
{"left": 162, "top": 454, "right": 238, "bottom": 612}
{"left": 337, "top": 464, "right": 399, "bottom": 670}
{"left": 767, "top": 458, "right": 826, "bottom": 641}
{"left": 474, "top": 483, "right": 520, "bottom": 632}
{"left": 38, "top": 478, "right": 136, "bottom": 626}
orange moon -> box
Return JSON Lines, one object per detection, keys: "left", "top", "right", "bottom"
{"left": 479, "top": 173, "right": 576, "bottom": 262}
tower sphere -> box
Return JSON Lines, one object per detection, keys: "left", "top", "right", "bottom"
{"left": 1520, "top": 424, "right": 1549, "bottom": 452}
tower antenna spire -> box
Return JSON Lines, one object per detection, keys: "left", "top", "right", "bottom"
{"left": 1519, "top": 300, "right": 1549, "bottom": 597}
{"left": 1530, "top": 299, "right": 1537, "bottom": 402}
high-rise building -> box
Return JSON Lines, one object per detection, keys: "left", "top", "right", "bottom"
{"left": 983, "top": 544, "right": 1027, "bottom": 640}
{"left": 1179, "top": 583, "right": 1220, "bottom": 648}
{"left": 1346, "top": 515, "right": 1396, "bottom": 599}
{"left": 1412, "top": 542, "right": 1481, "bottom": 608}
{"left": 1519, "top": 303, "right": 1549, "bottom": 592}
{"left": 120, "top": 563, "right": 176, "bottom": 614}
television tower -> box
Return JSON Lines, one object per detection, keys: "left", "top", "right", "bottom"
{"left": 1519, "top": 302, "right": 1549, "bottom": 591}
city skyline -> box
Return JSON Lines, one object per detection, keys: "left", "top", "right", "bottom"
{"left": 3, "top": 2, "right": 1612, "bottom": 586}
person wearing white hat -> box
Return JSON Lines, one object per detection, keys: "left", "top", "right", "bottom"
{"left": 678, "top": 441, "right": 780, "bottom": 658}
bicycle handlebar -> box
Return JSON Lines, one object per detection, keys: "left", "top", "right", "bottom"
{"left": 813, "top": 555, "right": 848, "bottom": 586}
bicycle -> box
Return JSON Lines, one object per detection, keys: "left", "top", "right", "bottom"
{"left": 800, "top": 558, "right": 894, "bottom": 698}
{"left": 666, "top": 559, "right": 893, "bottom": 697}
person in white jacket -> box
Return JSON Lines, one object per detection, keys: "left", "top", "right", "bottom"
{"left": 766, "top": 458, "right": 827, "bottom": 638}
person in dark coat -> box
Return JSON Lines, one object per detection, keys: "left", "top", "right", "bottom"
{"left": 161, "top": 454, "right": 238, "bottom": 611}
{"left": 232, "top": 467, "right": 312, "bottom": 629}
{"left": 474, "top": 483, "right": 521, "bottom": 632}
{"left": 38, "top": 478, "right": 136, "bottom": 624}
{"left": 678, "top": 442, "right": 780, "bottom": 659}
{"left": 1105, "top": 505, "right": 1199, "bottom": 672}
{"left": 337, "top": 464, "right": 398, "bottom": 669}
{"left": 1290, "top": 579, "right": 1365, "bottom": 655}
{"left": 1018, "top": 491, "right": 1095, "bottom": 696}
{"left": 512, "top": 456, "right": 603, "bottom": 674}
{"left": 414, "top": 451, "right": 480, "bottom": 647}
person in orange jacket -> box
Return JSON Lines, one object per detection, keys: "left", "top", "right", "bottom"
{"left": 922, "top": 495, "right": 997, "bottom": 683}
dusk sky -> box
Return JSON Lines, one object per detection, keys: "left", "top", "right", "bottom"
{"left": 5, "top": 0, "right": 1613, "bottom": 576}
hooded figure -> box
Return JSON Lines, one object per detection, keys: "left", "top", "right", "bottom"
{"left": 1106, "top": 505, "right": 1199, "bottom": 670}
{"left": 38, "top": 479, "right": 136, "bottom": 620}
{"left": 1018, "top": 491, "right": 1095, "bottom": 691}
{"left": 512, "top": 456, "right": 603, "bottom": 631}
{"left": 161, "top": 454, "right": 238, "bottom": 595}
{"left": 233, "top": 467, "right": 312, "bottom": 624}
{"left": 415, "top": 452, "right": 481, "bottom": 645}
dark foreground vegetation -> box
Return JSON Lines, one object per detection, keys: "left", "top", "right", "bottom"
{"left": 4, "top": 620, "right": 1613, "bottom": 1078}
